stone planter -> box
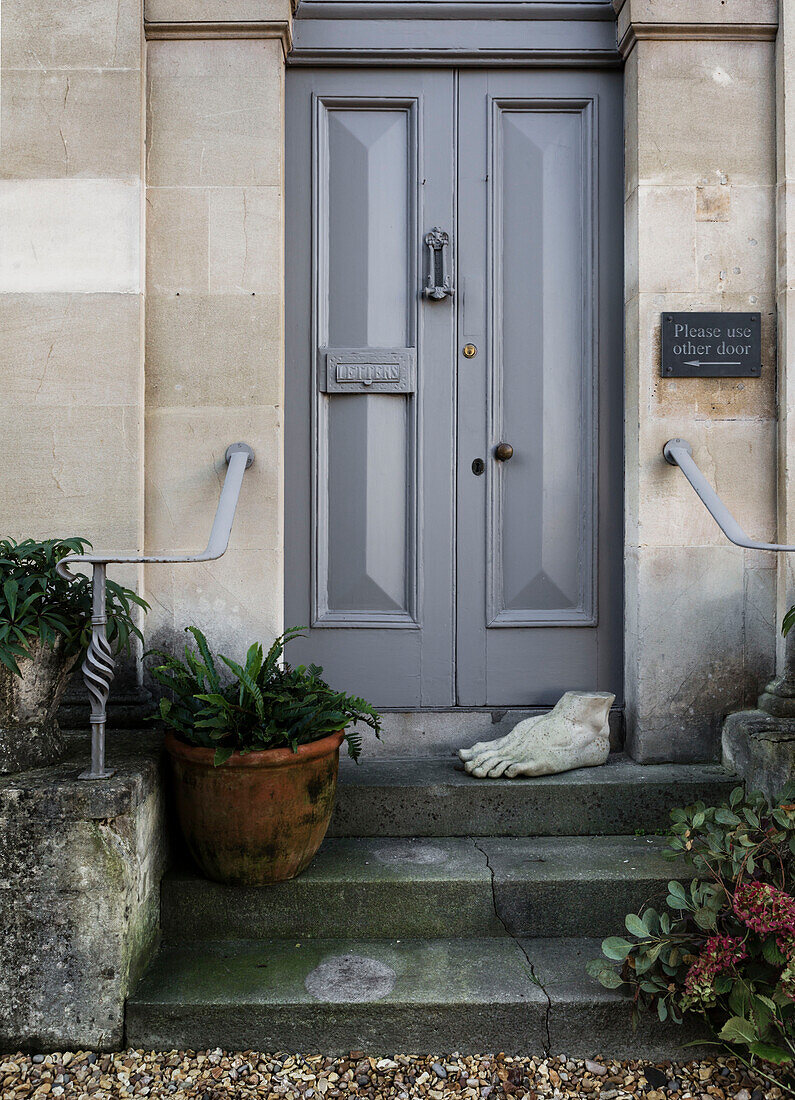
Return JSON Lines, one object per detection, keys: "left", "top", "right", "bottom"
{"left": 165, "top": 729, "right": 345, "bottom": 885}
{"left": 0, "top": 636, "right": 79, "bottom": 774}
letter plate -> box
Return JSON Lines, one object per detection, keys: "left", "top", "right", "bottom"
{"left": 318, "top": 348, "right": 416, "bottom": 394}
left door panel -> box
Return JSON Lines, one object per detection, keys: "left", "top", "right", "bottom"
{"left": 286, "top": 70, "right": 457, "bottom": 706}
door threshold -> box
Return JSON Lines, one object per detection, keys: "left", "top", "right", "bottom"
{"left": 361, "top": 706, "right": 624, "bottom": 759}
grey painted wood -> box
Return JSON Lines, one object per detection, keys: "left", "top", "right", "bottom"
{"left": 289, "top": 18, "right": 620, "bottom": 67}
{"left": 295, "top": 1, "right": 615, "bottom": 20}
{"left": 286, "top": 67, "right": 623, "bottom": 710}
{"left": 286, "top": 70, "right": 457, "bottom": 705}
{"left": 455, "top": 70, "right": 623, "bottom": 705}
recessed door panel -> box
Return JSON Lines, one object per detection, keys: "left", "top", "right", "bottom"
{"left": 324, "top": 394, "right": 412, "bottom": 619}
{"left": 495, "top": 104, "right": 593, "bottom": 625}
{"left": 316, "top": 100, "right": 417, "bottom": 626}
{"left": 324, "top": 108, "right": 412, "bottom": 348}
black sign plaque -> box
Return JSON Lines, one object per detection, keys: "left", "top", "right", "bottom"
{"left": 661, "top": 312, "right": 762, "bottom": 378}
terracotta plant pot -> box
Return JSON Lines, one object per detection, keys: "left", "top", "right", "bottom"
{"left": 165, "top": 729, "right": 345, "bottom": 885}
{"left": 0, "top": 636, "right": 78, "bottom": 774}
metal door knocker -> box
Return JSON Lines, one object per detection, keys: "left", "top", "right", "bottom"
{"left": 423, "top": 228, "right": 454, "bottom": 300}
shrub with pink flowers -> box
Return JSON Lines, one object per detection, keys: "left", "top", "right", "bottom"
{"left": 588, "top": 783, "right": 795, "bottom": 1091}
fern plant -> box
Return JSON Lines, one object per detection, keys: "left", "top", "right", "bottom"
{"left": 0, "top": 537, "right": 148, "bottom": 675}
{"left": 148, "top": 626, "right": 382, "bottom": 765}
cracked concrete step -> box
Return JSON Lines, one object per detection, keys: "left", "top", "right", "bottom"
{"left": 330, "top": 754, "right": 735, "bottom": 837}
{"left": 161, "top": 835, "right": 693, "bottom": 941}
{"left": 126, "top": 936, "right": 705, "bottom": 1058}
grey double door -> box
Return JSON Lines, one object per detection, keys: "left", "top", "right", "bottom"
{"left": 286, "top": 68, "right": 623, "bottom": 708}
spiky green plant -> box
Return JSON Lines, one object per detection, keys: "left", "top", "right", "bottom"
{"left": 148, "top": 626, "right": 381, "bottom": 765}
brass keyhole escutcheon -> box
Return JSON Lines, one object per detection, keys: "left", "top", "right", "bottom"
{"left": 462, "top": 343, "right": 477, "bottom": 359}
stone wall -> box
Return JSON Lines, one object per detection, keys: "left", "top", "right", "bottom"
{"left": 0, "top": 734, "right": 165, "bottom": 1051}
{"left": 0, "top": 0, "right": 146, "bottom": 608}
{"left": 143, "top": 0, "right": 291, "bottom": 660}
{"left": 618, "top": 0, "right": 781, "bottom": 762}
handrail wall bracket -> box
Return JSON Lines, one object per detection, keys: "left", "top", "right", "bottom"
{"left": 57, "top": 441, "right": 255, "bottom": 780}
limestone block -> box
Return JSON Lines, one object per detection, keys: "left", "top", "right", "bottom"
{"left": 777, "top": 180, "right": 795, "bottom": 292}
{"left": 636, "top": 186, "right": 697, "bottom": 294}
{"left": 0, "top": 405, "right": 142, "bottom": 544}
{"left": 0, "top": 70, "right": 142, "bottom": 180}
{"left": 614, "top": 0, "right": 778, "bottom": 29}
{"left": 623, "top": 295, "right": 642, "bottom": 537}
{"left": 146, "top": 188, "right": 210, "bottom": 294}
{"left": 0, "top": 179, "right": 141, "bottom": 294}
{"left": 636, "top": 418, "right": 777, "bottom": 548}
{"left": 625, "top": 544, "right": 749, "bottom": 763}
{"left": 624, "top": 188, "right": 639, "bottom": 303}
{"left": 722, "top": 711, "right": 795, "bottom": 803}
{"left": 1, "top": 0, "right": 142, "bottom": 70}
{"left": 742, "top": 550, "right": 777, "bottom": 689}
{"left": 144, "top": 405, "right": 281, "bottom": 552}
{"left": 145, "top": 0, "right": 292, "bottom": 23}
{"left": 0, "top": 733, "right": 166, "bottom": 1050}
{"left": 634, "top": 40, "right": 775, "bottom": 188}
{"left": 624, "top": 50, "right": 639, "bottom": 199}
{"left": 144, "top": 547, "right": 283, "bottom": 659}
{"left": 0, "top": 293, "right": 142, "bottom": 407}
{"left": 145, "top": 294, "right": 282, "bottom": 408}
{"left": 146, "top": 40, "right": 283, "bottom": 188}
{"left": 209, "top": 187, "right": 282, "bottom": 295}
{"left": 696, "top": 185, "right": 731, "bottom": 223}
{"left": 696, "top": 185, "right": 775, "bottom": 296}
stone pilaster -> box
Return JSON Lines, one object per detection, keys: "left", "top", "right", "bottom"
{"left": 722, "top": 0, "right": 795, "bottom": 792}
{"left": 618, "top": 0, "right": 779, "bottom": 762}
{"left": 771, "top": 0, "right": 795, "bottom": 690}
{"left": 143, "top": 0, "right": 291, "bottom": 656}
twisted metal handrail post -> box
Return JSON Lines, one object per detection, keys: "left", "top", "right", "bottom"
{"left": 82, "top": 563, "right": 115, "bottom": 779}
{"left": 663, "top": 438, "right": 795, "bottom": 553}
{"left": 57, "top": 442, "right": 255, "bottom": 780}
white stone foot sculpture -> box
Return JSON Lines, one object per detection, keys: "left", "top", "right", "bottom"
{"left": 458, "top": 691, "right": 616, "bottom": 779}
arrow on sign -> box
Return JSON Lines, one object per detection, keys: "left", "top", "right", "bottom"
{"left": 684, "top": 360, "right": 742, "bottom": 368}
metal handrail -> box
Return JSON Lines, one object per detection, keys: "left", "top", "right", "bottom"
{"left": 663, "top": 437, "right": 795, "bottom": 553}
{"left": 56, "top": 442, "right": 255, "bottom": 780}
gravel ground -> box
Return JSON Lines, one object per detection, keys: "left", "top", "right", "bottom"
{"left": 0, "top": 1052, "right": 783, "bottom": 1100}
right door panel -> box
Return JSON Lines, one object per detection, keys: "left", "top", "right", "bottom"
{"left": 456, "top": 70, "right": 624, "bottom": 706}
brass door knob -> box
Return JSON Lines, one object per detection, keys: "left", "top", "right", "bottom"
{"left": 494, "top": 442, "right": 514, "bottom": 462}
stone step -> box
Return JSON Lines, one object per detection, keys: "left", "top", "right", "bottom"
{"left": 126, "top": 936, "right": 704, "bottom": 1058}
{"left": 162, "top": 835, "right": 690, "bottom": 941}
{"left": 330, "top": 754, "right": 735, "bottom": 837}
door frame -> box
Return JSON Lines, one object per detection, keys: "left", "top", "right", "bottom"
{"left": 284, "top": 6, "right": 625, "bottom": 711}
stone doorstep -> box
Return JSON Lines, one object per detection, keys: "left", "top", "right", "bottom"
{"left": 0, "top": 728, "right": 732, "bottom": 1051}
{"left": 722, "top": 709, "right": 795, "bottom": 803}
{"left": 125, "top": 935, "right": 708, "bottom": 1058}
{"left": 0, "top": 728, "right": 164, "bottom": 822}
{"left": 162, "top": 834, "right": 694, "bottom": 941}
{"left": 366, "top": 707, "right": 625, "bottom": 758}
{"left": 331, "top": 754, "right": 736, "bottom": 837}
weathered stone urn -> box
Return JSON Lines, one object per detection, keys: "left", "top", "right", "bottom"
{"left": 0, "top": 636, "right": 79, "bottom": 773}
